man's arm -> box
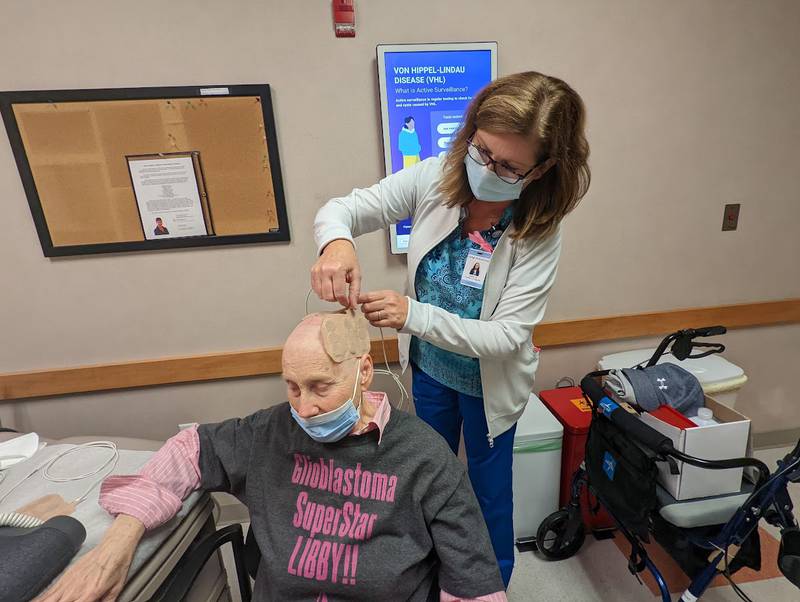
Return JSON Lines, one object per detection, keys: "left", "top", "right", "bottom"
{"left": 35, "top": 428, "right": 202, "bottom": 601}
{"left": 99, "top": 425, "right": 202, "bottom": 530}
{"left": 35, "top": 515, "right": 145, "bottom": 602}
{"left": 38, "top": 415, "right": 259, "bottom": 601}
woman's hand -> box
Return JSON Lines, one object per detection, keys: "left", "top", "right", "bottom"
{"left": 35, "top": 515, "right": 145, "bottom": 602}
{"left": 359, "top": 290, "right": 409, "bottom": 330}
{"left": 311, "top": 239, "right": 361, "bottom": 308}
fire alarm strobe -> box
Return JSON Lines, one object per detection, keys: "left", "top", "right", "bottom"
{"left": 333, "top": 0, "right": 355, "bottom": 38}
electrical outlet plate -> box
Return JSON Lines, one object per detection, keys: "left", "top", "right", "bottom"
{"left": 722, "top": 203, "right": 740, "bottom": 231}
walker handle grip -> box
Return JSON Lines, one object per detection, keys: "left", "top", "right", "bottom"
{"left": 691, "top": 325, "right": 727, "bottom": 337}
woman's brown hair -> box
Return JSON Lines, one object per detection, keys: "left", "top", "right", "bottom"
{"left": 439, "top": 71, "right": 590, "bottom": 240}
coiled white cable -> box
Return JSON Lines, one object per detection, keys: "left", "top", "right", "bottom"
{"left": 43, "top": 440, "right": 119, "bottom": 504}
{"left": 0, "top": 441, "right": 119, "bottom": 506}
{"left": 0, "top": 511, "right": 44, "bottom": 529}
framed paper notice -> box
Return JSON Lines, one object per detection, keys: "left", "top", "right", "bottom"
{"left": 128, "top": 152, "right": 211, "bottom": 240}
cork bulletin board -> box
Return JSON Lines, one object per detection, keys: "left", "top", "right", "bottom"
{"left": 0, "top": 84, "right": 289, "bottom": 256}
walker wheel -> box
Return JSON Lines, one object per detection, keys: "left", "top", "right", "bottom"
{"left": 536, "top": 509, "right": 585, "bottom": 560}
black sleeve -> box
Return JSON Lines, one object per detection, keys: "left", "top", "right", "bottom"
{"left": 196, "top": 412, "right": 262, "bottom": 499}
{"left": 429, "top": 471, "right": 505, "bottom": 597}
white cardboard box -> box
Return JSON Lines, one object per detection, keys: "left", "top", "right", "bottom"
{"left": 640, "top": 397, "right": 750, "bottom": 500}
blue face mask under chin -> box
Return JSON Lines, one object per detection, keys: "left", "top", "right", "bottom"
{"left": 290, "top": 360, "right": 362, "bottom": 443}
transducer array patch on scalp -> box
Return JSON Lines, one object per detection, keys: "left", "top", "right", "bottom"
{"left": 320, "top": 310, "right": 371, "bottom": 362}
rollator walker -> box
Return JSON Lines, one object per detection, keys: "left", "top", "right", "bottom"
{"left": 536, "top": 327, "right": 800, "bottom": 601}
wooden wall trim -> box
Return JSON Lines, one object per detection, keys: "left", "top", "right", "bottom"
{"left": 535, "top": 298, "right": 800, "bottom": 346}
{"left": 2, "top": 299, "right": 798, "bottom": 401}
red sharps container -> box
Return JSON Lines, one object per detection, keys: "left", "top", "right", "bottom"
{"left": 539, "top": 386, "right": 615, "bottom": 532}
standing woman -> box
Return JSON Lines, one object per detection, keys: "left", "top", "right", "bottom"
{"left": 398, "top": 116, "right": 422, "bottom": 168}
{"left": 311, "top": 71, "right": 590, "bottom": 586}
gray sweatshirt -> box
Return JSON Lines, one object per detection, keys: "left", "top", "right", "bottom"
{"left": 197, "top": 403, "right": 503, "bottom": 600}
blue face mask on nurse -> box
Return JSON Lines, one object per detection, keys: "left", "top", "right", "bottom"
{"left": 463, "top": 133, "right": 547, "bottom": 202}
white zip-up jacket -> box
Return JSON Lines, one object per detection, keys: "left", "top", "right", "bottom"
{"left": 314, "top": 157, "right": 562, "bottom": 442}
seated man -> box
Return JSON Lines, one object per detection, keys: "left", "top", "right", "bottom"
{"left": 37, "top": 312, "right": 506, "bottom": 601}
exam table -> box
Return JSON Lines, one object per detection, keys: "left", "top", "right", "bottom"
{"left": 0, "top": 432, "right": 234, "bottom": 602}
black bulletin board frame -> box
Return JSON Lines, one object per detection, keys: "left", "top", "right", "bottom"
{"left": 0, "top": 84, "right": 290, "bottom": 257}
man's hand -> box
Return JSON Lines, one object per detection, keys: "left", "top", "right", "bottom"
{"left": 359, "top": 290, "right": 409, "bottom": 330}
{"left": 311, "top": 239, "right": 361, "bottom": 308}
{"left": 35, "top": 515, "right": 145, "bottom": 602}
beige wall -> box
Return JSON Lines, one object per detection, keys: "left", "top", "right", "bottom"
{"left": 1, "top": 1, "right": 798, "bottom": 440}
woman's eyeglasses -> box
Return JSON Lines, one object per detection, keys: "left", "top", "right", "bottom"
{"left": 466, "top": 137, "right": 540, "bottom": 184}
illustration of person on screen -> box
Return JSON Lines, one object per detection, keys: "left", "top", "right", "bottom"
{"left": 469, "top": 262, "right": 480, "bottom": 277}
{"left": 398, "top": 116, "right": 422, "bottom": 168}
{"left": 154, "top": 217, "right": 170, "bottom": 236}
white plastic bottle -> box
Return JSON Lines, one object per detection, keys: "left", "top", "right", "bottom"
{"left": 691, "top": 407, "right": 718, "bottom": 427}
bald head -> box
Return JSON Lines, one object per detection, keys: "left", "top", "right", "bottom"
{"left": 282, "top": 313, "right": 373, "bottom": 419}
{"left": 283, "top": 314, "right": 326, "bottom": 365}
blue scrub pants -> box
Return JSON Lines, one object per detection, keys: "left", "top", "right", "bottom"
{"left": 411, "top": 365, "right": 516, "bottom": 588}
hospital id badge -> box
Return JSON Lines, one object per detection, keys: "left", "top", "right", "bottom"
{"left": 461, "top": 249, "right": 491, "bottom": 289}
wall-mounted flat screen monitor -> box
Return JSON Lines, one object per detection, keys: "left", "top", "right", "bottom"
{"left": 377, "top": 42, "right": 497, "bottom": 254}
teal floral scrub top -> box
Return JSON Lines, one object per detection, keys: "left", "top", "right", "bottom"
{"left": 409, "top": 206, "right": 514, "bottom": 397}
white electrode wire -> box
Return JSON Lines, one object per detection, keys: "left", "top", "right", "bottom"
{"left": 375, "top": 368, "right": 409, "bottom": 409}
{"left": 0, "top": 458, "right": 48, "bottom": 506}
{"left": 305, "top": 288, "right": 314, "bottom": 316}
{"left": 0, "top": 441, "right": 119, "bottom": 506}
{"left": 375, "top": 326, "right": 408, "bottom": 410}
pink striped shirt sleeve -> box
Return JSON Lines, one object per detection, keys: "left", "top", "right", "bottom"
{"left": 440, "top": 590, "right": 508, "bottom": 601}
{"left": 99, "top": 425, "right": 202, "bottom": 531}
